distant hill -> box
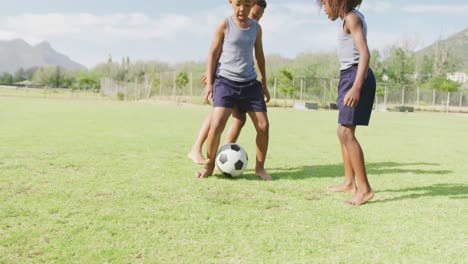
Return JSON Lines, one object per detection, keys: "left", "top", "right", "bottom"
{"left": 0, "top": 39, "right": 86, "bottom": 73}
{"left": 416, "top": 27, "right": 468, "bottom": 72}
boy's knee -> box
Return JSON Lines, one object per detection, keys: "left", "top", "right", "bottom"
{"left": 211, "top": 119, "right": 227, "bottom": 134}
{"left": 338, "top": 127, "right": 354, "bottom": 144}
{"left": 257, "top": 119, "right": 269, "bottom": 133}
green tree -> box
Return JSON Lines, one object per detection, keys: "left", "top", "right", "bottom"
{"left": 417, "top": 54, "right": 435, "bottom": 84}
{"left": 278, "top": 68, "right": 295, "bottom": 107}
{"left": 14, "top": 68, "right": 27, "bottom": 83}
{"left": 32, "top": 66, "right": 56, "bottom": 87}
{"left": 383, "top": 46, "right": 416, "bottom": 85}
{"left": 175, "top": 71, "right": 189, "bottom": 103}
{"left": 369, "top": 49, "right": 384, "bottom": 82}
{"left": 55, "top": 66, "right": 61, "bottom": 88}
{"left": 25, "top": 67, "right": 39, "bottom": 80}
{"left": 0, "top": 72, "right": 14, "bottom": 85}
{"left": 32, "top": 66, "right": 71, "bottom": 88}
{"left": 74, "top": 71, "right": 100, "bottom": 91}
{"left": 426, "top": 77, "right": 460, "bottom": 92}
{"left": 432, "top": 40, "right": 462, "bottom": 77}
{"left": 152, "top": 78, "right": 160, "bottom": 95}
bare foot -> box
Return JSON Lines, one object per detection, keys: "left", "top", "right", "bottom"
{"left": 255, "top": 168, "right": 273, "bottom": 181}
{"left": 187, "top": 150, "right": 209, "bottom": 165}
{"left": 195, "top": 165, "right": 213, "bottom": 178}
{"left": 327, "top": 181, "right": 357, "bottom": 193}
{"left": 345, "top": 191, "right": 374, "bottom": 206}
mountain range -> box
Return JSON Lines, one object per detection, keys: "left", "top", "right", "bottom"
{"left": 0, "top": 39, "right": 85, "bottom": 73}
{"left": 0, "top": 27, "right": 466, "bottom": 74}
{"left": 416, "top": 27, "right": 467, "bottom": 72}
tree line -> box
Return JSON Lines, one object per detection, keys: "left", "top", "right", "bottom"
{"left": 0, "top": 41, "right": 463, "bottom": 94}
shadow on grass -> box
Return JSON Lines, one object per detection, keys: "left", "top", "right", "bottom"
{"left": 215, "top": 162, "right": 452, "bottom": 181}
{"left": 376, "top": 184, "right": 468, "bottom": 203}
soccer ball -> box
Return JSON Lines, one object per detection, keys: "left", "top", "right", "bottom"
{"left": 215, "top": 143, "right": 248, "bottom": 177}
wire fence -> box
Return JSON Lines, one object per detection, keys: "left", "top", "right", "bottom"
{"left": 99, "top": 71, "right": 468, "bottom": 113}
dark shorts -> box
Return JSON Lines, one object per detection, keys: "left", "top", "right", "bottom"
{"left": 213, "top": 76, "right": 267, "bottom": 113}
{"left": 337, "top": 65, "right": 376, "bottom": 126}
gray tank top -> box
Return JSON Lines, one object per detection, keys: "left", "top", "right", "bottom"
{"left": 218, "top": 16, "right": 258, "bottom": 82}
{"left": 337, "top": 9, "right": 367, "bottom": 70}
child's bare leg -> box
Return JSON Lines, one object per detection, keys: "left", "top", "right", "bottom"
{"left": 188, "top": 110, "right": 213, "bottom": 164}
{"left": 223, "top": 107, "right": 246, "bottom": 144}
{"left": 248, "top": 111, "right": 272, "bottom": 181}
{"left": 339, "top": 125, "right": 374, "bottom": 205}
{"left": 328, "top": 129, "right": 357, "bottom": 193}
{"left": 196, "top": 107, "right": 232, "bottom": 178}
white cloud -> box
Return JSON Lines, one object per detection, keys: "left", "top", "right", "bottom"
{"left": 402, "top": 4, "right": 468, "bottom": 15}
{"left": 0, "top": 12, "right": 195, "bottom": 43}
{"left": 358, "top": 1, "right": 392, "bottom": 13}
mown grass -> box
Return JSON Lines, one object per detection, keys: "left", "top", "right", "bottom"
{"left": 0, "top": 94, "right": 467, "bottom": 263}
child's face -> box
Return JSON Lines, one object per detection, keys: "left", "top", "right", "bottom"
{"left": 321, "top": 0, "right": 338, "bottom": 21}
{"left": 249, "top": 5, "right": 265, "bottom": 22}
{"left": 229, "top": 0, "right": 254, "bottom": 22}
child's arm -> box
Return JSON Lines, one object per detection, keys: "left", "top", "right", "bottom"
{"left": 254, "top": 25, "right": 270, "bottom": 103}
{"left": 344, "top": 12, "right": 370, "bottom": 108}
{"left": 204, "top": 20, "right": 226, "bottom": 104}
{"left": 201, "top": 45, "right": 223, "bottom": 85}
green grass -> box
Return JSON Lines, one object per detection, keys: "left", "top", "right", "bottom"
{"left": 0, "top": 95, "right": 467, "bottom": 263}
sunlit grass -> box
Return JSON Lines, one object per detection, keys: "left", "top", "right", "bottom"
{"left": 0, "top": 96, "right": 467, "bottom": 263}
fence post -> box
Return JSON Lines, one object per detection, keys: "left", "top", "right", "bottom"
{"left": 432, "top": 89, "right": 436, "bottom": 106}
{"left": 460, "top": 93, "right": 463, "bottom": 113}
{"left": 323, "top": 81, "right": 327, "bottom": 104}
{"left": 159, "top": 72, "right": 162, "bottom": 97}
{"left": 173, "top": 71, "right": 176, "bottom": 99}
{"left": 146, "top": 75, "right": 152, "bottom": 99}
{"left": 446, "top": 92, "right": 450, "bottom": 113}
{"left": 273, "top": 77, "right": 277, "bottom": 100}
{"left": 137, "top": 78, "right": 140, "bottom": 100}
{"left": 300, "top": 78, "right": 303, "bottom": 101}
{"left": 190, "top": 72, "right": 193, "bottom": 98}
{"left": 416, "top": 87, "right": 420, "bottom": 105}
{"left": 384, "top": 84, "right": 388, "bottom": 106}
{"left": 401, "top": 85, "right": 405, "bottom": 105}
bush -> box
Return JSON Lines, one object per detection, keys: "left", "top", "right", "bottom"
{"left": 117, "top": 92, "right": 125, "bottom": 101}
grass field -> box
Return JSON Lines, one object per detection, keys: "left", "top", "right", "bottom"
{"left": 0, "top": 94, "right": 467, "bottom": 263}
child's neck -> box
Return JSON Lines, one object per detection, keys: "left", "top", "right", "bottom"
{"left": 231, "top": 15, "right": 251, "bottom": 29}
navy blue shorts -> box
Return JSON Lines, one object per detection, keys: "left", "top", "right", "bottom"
{"left": 213, "top": 76, "right": 267, "bottom": 113}
{"left": 337, "top": 65, "right": 376, "bottom": 126}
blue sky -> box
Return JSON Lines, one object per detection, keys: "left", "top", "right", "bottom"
{"left": 0, "top": 0, "right": 466, "bottom": 68}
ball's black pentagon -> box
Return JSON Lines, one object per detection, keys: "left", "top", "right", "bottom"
{"left": 219, "top": 153, "right": 228, "bottom": 164}
{"left": 217, "top": 144, "right": 232, "bottom": 155}
{"left": 230, "top": 144, "right": 241, "bottom": 152}
{"left": 223, "top": 172, "right": 232, "bottom": 177}
{"left": 234, "top": 160, "right": 244, "bottom": 170}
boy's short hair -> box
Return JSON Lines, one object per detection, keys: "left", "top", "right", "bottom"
{"left": 256, "top": 0, "right": 267, "bottom": 8}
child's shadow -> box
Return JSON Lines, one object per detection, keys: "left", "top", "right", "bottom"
{"left": 271, "top": 162, "right": 451, "bottom": 180}
{"left": 222, "top": 161, "right": 451, "bottom": 181}
{"left": 376, "top": 184, "right": 468, "bottom": 202}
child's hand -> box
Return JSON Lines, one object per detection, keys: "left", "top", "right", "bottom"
{"left": 344, "top": 89, "right": 360, "bottom": 107}
{"left": 201, "top": 72, "right": 208, "bottom": 85}
{"left": 204, "top": 85, "right": 213, "bottom": 105}
{"left": 262, "top": 86, "right": 271, "bottom": 103}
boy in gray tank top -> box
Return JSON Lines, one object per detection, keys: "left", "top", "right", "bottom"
{"left": 196, "top": 0, "right": 272, "bottom": 181}
{"left": 317, "top": 0, "right": 376, "bottom": 206}
{"left": 188, "top": 0, "right": 268, "bottom": 165}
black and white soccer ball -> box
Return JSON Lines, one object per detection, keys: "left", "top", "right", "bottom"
{"left": 215, "top": 143, "right": 248, "bottom": 177}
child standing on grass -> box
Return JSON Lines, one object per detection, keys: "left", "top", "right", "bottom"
{"left": 188, "top": 0, "right": 268, "bottom": 165}
{"left": 317, "top": 0, "right": 376, "bottom": 205}
{"left": 196, "top": 0, "right": 272, "bottom": 181}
